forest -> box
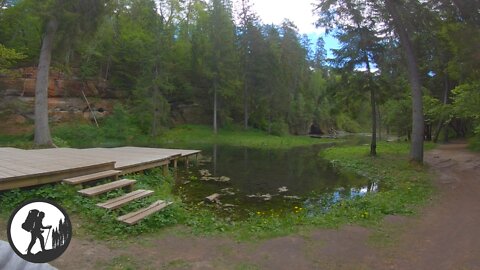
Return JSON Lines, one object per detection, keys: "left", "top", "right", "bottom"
{"left": 1, "top": 1, "right": 480, "bottom": 268}
{"left": 0, "top": 0, "right": 479, "bottom": 162}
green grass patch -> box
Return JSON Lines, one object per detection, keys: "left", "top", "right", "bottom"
{"left": 1, "top": 123, "right": 335, "bottom": 149}
{"left": 315, "top": 142, "right": 435, "bottom": 225}
{"left": 156, "top": 124, "right": 336, "bottom": 149}
{"left": 0, "top": 134, "right": 34, "bottom": 148}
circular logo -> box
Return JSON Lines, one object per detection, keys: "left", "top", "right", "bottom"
{"left": 7, "top": 199, "right": 72, "bottom": 263}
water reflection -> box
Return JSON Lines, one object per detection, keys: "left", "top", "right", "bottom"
{"left": 176, "top": 144, "right": 378, "bottom": 218}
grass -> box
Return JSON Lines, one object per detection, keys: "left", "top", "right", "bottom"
{"left": 0, "top": 124, "right": 435, "bottom": 242}
{"left": 0, "top": 134, "right": 34, "bottom": 148}
{"left": 0, "top": 169, "right": 189, "bottom": 239}
{"left": 155, "top": 124, "right": 336, "bottom": 149}
{"left": 316, "top": 142, "right": 435, "bottom": 224}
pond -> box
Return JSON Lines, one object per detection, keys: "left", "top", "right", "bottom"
{"left": 174, "top": 143, "right": 378, "bottom": 219}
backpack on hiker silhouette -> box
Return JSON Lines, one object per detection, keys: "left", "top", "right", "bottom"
{"left": 22, "top": 209, "right": 40, "bottom": 232}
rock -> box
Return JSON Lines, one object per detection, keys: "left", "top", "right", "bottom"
{"left": 205, "top": 193, "right": 221, "bottom": 203}
{"left": 13, "top": 115, "right": 26, "bottom": 124}
{"left": 218, "top": 176, "right": 230, "bottom": 182}
{"left": 199, "top": 169, "right": 212, "bottom": 176}
{"left": 247, "top": 193, "right": 274, "bottom": 200}
{"left": 221, "top": 188, "right": 235, "bottom": 195}
{"left": 278, "top": 186, "right": 288, "bottom": 192}
{"left": 223, "top": 204, "right": 235, "bottom": 208}
{"left": 4, "top": 89, "right": 21, "bottom": 96}
{"left": 284, "top": 195, "right": 301, "bottom": 200}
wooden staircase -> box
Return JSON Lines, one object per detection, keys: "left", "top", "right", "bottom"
{"left": 117, "top": 200, "right": 173, "bottom": 225}
{"left": 63, "top": 170, "right": 121, "bottom": 185}
{"left": 97, "top": 189, "right": 154, "bottom": 210}
{"left": 62, "top": 170, "right": 172, "bottom": 225}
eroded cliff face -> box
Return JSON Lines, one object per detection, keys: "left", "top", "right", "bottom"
{"left": 0, "top": 67, "right": 118, "bottom": 98}
{"left": 0, "top": 67, "right": 217, "bottom": 135}
{"left": 0, "top": 67, "right": 117, "bottom": 133}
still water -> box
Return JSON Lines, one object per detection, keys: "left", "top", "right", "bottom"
{"left": 175, "top": 143, "right": 378, "bottom": 219}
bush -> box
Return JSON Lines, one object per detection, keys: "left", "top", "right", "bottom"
{"left": 270, "top": 120, "right": 289, "bottom": 136}
{"left": 336, "top": 113, "right": 361, "bottom": 133}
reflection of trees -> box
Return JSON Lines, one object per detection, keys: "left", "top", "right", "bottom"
{"left": 213, "top": 144, "right": 218, "bottom": 175}
{"left": 51, "top": 218, "right": 70, "bottom": 249}
{"left": 204, "top": 146, "right": 374, "bottom": 195}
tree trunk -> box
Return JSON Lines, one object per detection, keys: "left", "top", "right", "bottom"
{"left": 34, "top": 17, "right": 58, "bottom": 147}
{"left": 370, "top": 86, "right": 377, "bottom": 156}
{"left": 377, "top": 103, "right": 382, "bottom": 141}
{"left": 213, "top": 78, "right": 218, "bottom": 134}
{"left": 243, "top": 75, "right": 249, "bottom": 129}
{"left": 151, "top": 66, "right": 160, "bottom": 137}
{"left": 385, "top": 0, "right": 424, "bottom": 163}
{"left": 365, "top": 53, "right": 376, "bottom": 156}
{"left": 433, "top": 76, "right": 450, "bottom": 143}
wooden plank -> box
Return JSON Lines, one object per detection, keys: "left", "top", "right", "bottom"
{"left": 0, "top": 161, "right": 116, "bottom": 183}
{"left": 0, "top": 162, "right": 115, "bottom": 191}
{"left": 96, "top": 189, "right": 154, "bottom": 210}
{"left": 117, "top": 200, "right": 172, "bottom": 225}
{"left": 63, "top": 170, "right": 120, "bottom": 185}
{"left": 118, "top": 160, "right": 169, "bottom": 175}
{"left": 78, "top": 179, "right": 136, "bottom": 197}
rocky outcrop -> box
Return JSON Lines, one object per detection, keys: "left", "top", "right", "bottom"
{"left": 0, "top": 67, "right": 117, "bottom": 126}
{"left": 0, "top": 67, "right": 116, "bottom": 98}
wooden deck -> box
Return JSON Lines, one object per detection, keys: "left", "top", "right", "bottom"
{"left": 0, "top": 147, "right": 200, "bottom": 191}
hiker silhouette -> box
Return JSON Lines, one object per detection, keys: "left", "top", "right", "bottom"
{"left": 23, "top": 210, "right": 52, "bottom": 255}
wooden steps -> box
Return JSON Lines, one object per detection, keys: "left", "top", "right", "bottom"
{"left": 97, "top": 189, "right": 154, "bottom": 210}
{"left": 78, "top": 179, "right": 136, "bottom": 197}
{"left": 117, "top": 200, "right": 173, "bottom": 225}
{"left": 63, "top": 170, "right": 121, "bottom": 185}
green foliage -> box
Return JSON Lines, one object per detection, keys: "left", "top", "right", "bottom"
{"left": 383, "top": 97, "right": 411, "bottom": 137}
{"left": 423, "top": 95, "right": 453, "bottom": 125}
{"left": 0, "top": 44, "right": 26, "bottom": 71}
{"left": 335, "top": 113, "right": 361, "bottom": 133}
{"left": 0, "top": 134, "right": 34, "bottom": 149}
{"left": 452, "top": 82, "right": 480, "bottom": 122}
{"left": 452, "top": 82, "right": 480, "bottom": 149}
{"left": 51, "top": 105, "right": 148, "bottom": 148}
{"left": 269, "top": 120, "right": 289, "bottom": 136}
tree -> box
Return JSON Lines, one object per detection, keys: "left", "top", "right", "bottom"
{"left": 30, "top": 0, "right": 109, "bottom": 147}
{"left": 237, "top": 0, "right": 259, "bottom": 129}
{"left": 315, "top": 0, "right": 382, "bottom": 155}
{"left": 383, "top": 0, "right": 425, "bottom": 162}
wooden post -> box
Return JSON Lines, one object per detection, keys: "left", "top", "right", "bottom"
{"left": 173, "top": 159, "right": 177, "bottom": 169}
{"left": 163, "top": 164, "right": 169, "bottom": 176}
{"left": 185, "top": 156, "right": 189, "bottom": 168}
{"left": 195, "top": 154, "right": 198, "bottom": 165}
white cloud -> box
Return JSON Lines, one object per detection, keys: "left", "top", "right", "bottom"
{"left": 237, "top": 0, "right": 323, "bottom": 34}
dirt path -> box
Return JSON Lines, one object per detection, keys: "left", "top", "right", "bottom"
{"left": 3, "top": 142, "right": 479, "bottom": 269}
{"left": 389, "top": 142, "right": 480, "bottom": 270}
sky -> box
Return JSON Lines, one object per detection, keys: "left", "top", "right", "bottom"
{"left": 243, "top": 0, "right": 340, "bottom": 57}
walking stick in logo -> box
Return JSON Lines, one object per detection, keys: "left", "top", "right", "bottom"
{"left": 45, "top": 227, "right": 51, "bottom": 248}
